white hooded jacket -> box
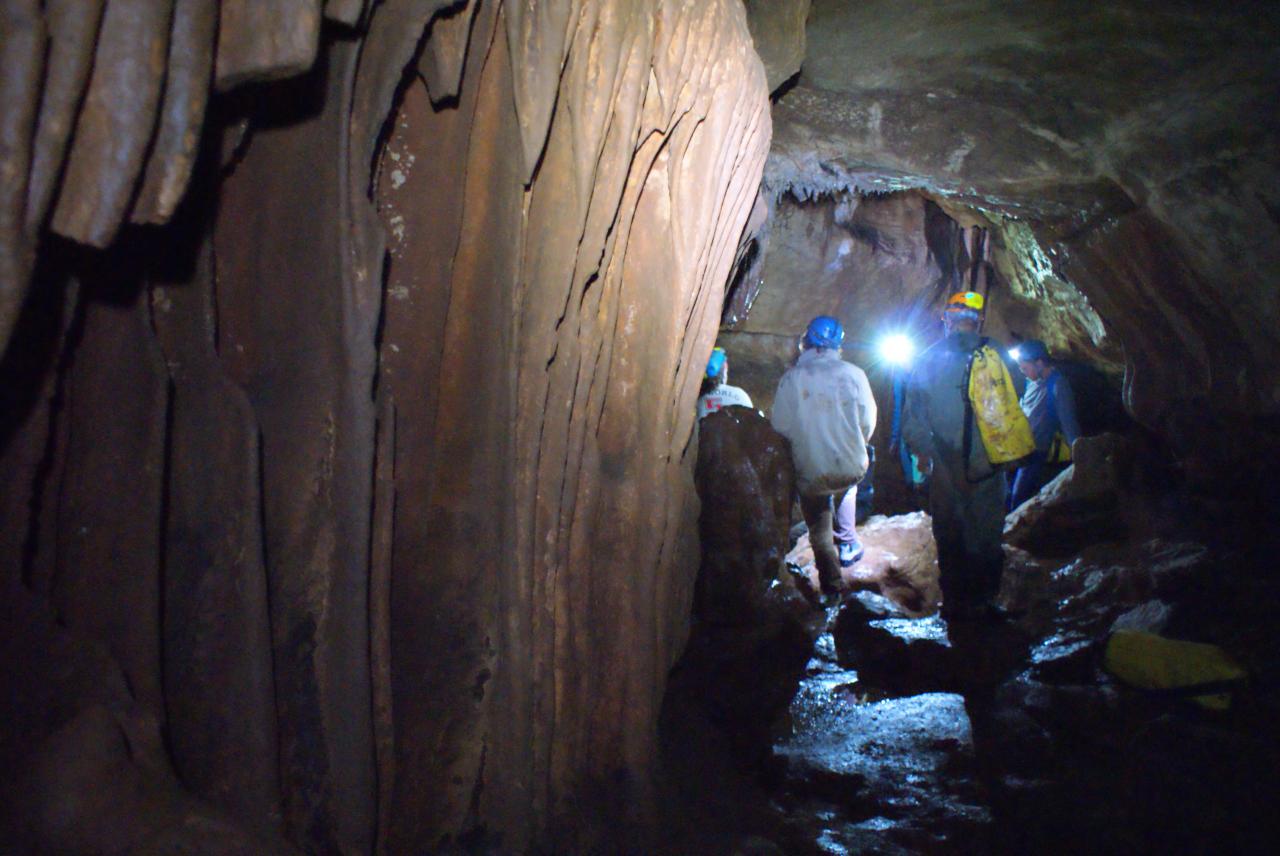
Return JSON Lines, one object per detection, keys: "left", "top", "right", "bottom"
{"left": 770, "top": 348, "right": 876, "bottom": 496}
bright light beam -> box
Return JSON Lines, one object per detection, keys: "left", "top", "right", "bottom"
{"left": 1009, "top": 346, "right": 1022, "bottom": 361}
{"left": 878, "top": 333, "right": 915, "bottom": 366}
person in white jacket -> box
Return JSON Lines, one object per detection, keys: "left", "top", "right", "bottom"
{"left": 771, "top": 316, "right": 877, "bottom": 600}
{"left": 697, "top": 347, "right": 754, "bottom": 419}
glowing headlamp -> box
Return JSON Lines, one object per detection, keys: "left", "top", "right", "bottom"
{"left": 1008, "top": 346, "right": 1022, "bottom": 361}
{"left": 878, "top": 333, "right": 916, "bottom": 367}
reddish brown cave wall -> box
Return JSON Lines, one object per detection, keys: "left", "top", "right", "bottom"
{"left": 1, "top": 1, "right": 769, "bottom": 853}
{"left": 374, "top": 2, "right": 770, "bottom": 847}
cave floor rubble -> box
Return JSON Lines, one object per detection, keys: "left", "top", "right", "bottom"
{"left": 769, "top": 611, "right": 993, "bottom": 855}
{"left": 662, "top": 505, "right": 1280, "bottom": 856}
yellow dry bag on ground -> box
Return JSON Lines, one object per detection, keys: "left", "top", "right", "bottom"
{"left": 1104, "top": 630, "right": 1248, "bottom": 711}
{"left": 963, "top": 339, "right": 1035, "bottom": 479}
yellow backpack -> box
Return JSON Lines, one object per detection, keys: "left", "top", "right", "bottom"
{"left": 963, "top": 339, "right": 1035, "bottom": 479}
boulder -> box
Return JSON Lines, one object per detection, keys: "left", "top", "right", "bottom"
{"left": 694, "top": 407, "right": 795, "bottom": 624}
{"left": 1005, "top": 433, "right": 1130, "bottom": 556}
{"left": 1111, "top": 601, "right": 1173, "bottom": 635}
{"left": 787, "top": 511, "right": 941, "bottom": 615}
{"left": 831, "top": 602, "right": 954, "bottom": 695}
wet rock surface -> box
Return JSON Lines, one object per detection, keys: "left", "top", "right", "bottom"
{"left": 776, "top": 636, "right": 992, "bottom": 854}
{"left": 665, "top": 483, "right": 1280, "bottom": 854}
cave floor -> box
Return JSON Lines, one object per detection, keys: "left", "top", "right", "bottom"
{"left": 769, "top": 611, "right": 992, "bottom": 854}
{"left": 660, "top": 508, "right": 1280, "bottom": 856}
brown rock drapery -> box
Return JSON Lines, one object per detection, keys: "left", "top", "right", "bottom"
{"left": 1, "top": 0, "right": 769, "bottom": 852}
{"left": 373, "top": 2, "right": 770, "bottom": 847}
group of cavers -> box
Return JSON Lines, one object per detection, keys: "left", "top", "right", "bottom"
{"left": 697, "top": 292, "right": 1081, "bottom": 618}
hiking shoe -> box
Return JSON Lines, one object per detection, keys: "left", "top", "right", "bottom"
{"left": 838, "top": 538, "right": 864, "bottom": 567}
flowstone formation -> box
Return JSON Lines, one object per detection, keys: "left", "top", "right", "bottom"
{"left": 0, "top": 2, "right": 770, "bottom": 852}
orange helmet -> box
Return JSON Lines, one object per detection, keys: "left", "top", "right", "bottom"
{"left": 946, "top": 291, "right": 984, "bottom": 313}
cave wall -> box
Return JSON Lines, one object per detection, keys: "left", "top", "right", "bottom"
{"left": 373, "top": 1, "right": 770, "bottom": 847}
{"left": 0, "top": 1, "right": 769, "bottom": 853}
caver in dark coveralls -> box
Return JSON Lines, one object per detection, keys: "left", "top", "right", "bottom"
{"left": 902, "top": 330, "right": 1007, "bottom": 616}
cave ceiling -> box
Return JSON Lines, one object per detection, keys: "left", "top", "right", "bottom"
{"left": 773, "top": 0, "right": 1280, "bottom": 217}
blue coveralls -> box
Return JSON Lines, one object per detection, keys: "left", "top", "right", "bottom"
{"left": 1008, "top": 369, "right": 1081, "bottom": 511}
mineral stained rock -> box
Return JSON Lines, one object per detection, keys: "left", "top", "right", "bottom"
{"left": 374, "top": 3, "right": 770, "bottom": 847}
{"left": 0, "top": 0, "right": 378, "bottom": 350}
{"left": 788, "top": 511, "right": 941, "bottom": 616}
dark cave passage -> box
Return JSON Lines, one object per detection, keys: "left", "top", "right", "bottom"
{"left": 3, "top": 1, "right": 1280, "bottom": 854}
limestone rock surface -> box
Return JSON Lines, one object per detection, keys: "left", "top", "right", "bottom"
{"left": 1004, "top": 433, "right": 1129, "bottom": 557}
{"left": 743, "top": 0, "right": 810, "bottom": 93}
{"left": 787, "top": 511, "right": 941, "bottom": 616}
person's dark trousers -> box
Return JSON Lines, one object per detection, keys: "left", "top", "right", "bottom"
{"left": 1009, "top": 450, "right": 1066, "bottom": 511}
{"left": 927, "top": 450, "right": 1006, "bottom": 616}
{"left": 800, "top": 491, "right": 849, "bottom": 595}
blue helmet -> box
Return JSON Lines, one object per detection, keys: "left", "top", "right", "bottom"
{"left": 705, "top": 346, "right": 727, "bottom": 379}
{"left": 1017, "top": 339, "right": 1049, "bottom": 361}
{"left": 803, "top": 315, "right": 845, "bottom": 350}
